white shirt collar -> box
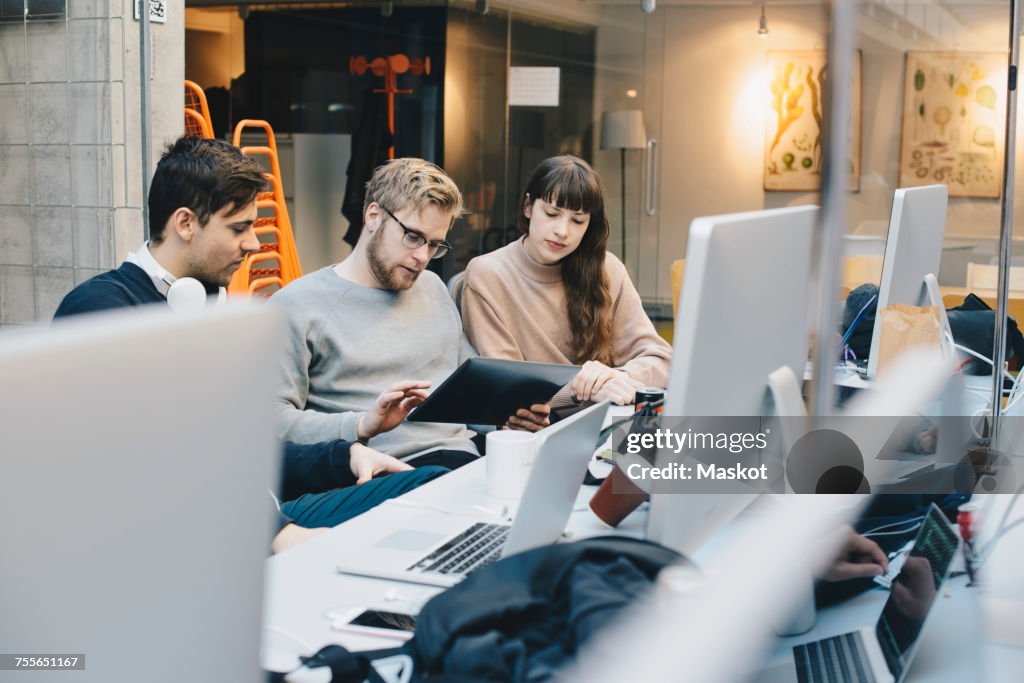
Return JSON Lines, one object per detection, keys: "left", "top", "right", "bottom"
{"left": 124, "top": 242, "right": 175, "bottom": 296}
{"left": 124, "top": 242, "right": 228, "bottom": 303}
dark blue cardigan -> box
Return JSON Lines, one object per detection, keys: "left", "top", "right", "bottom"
{"left": 53, "top": 262, "right": 166, "bottom": 319}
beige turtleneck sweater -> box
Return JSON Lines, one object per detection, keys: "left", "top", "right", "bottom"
{"left": 461, "top": 237, "right": 672, "bottom": 388}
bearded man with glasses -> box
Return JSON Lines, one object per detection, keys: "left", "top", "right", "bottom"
{"left": 272, "top": 158, "right": 549, "bottom": 471}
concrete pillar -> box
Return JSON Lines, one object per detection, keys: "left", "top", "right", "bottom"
{"left": 0, "top": 0, "right": 183, "bottom": 327}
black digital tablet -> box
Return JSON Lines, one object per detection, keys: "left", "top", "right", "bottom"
{"left": 407, "top": 357, "right": 580, "bottom": 425}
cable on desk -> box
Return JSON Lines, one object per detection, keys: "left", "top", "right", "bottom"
{"left": 861, "top": 515, "right": 925, "bottom": 538}
{"left": 946, "top": 332, "right": 1018, "bottom": 397}
{"left": 837, "top": 293, "right": 877, "bottom": 360}
{"left": 985, "top": 516, "right": 1024, "bottom": 550}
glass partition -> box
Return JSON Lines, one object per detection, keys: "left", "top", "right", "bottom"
{"left": 851, "top": 1, "right": 1015, "bottom": 292}
{"left": 179, "top": 0, "right": 1018, "bottom": 322}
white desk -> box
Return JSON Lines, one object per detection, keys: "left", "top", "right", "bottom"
{"left": 263, "top": 459, "right": 1022, "bottom": 681}
{"left": 748, "top": 573, "right": 1023, "bottom": 682}
{"left": 747, "top": 572, "right": 979, "bottom": 682}
{"left": 261, "top": 457, "right": 646, "bottom": 673}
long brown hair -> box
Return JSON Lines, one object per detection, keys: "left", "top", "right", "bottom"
{"left": 518, "top": 155, "right": 613, "bottom": 365}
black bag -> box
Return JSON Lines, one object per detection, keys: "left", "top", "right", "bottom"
{"left": 840, "top": 284, "right": 879, "bottom": 360}
{"left": 840, "top": 285, "right": 1024, "bottom": 375}
{"left": 946, "top": 293, "right": 1024, "bottom": 375}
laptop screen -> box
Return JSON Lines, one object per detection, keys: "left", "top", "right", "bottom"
{"left": 874, "top": 503, "right": 960, "bottom": 681}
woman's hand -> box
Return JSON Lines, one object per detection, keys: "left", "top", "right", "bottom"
{"left": 572, "top": 361, "right": 642, "bottom": 405}
{"left": 592, "top": 373, "right": 644, "bottom": 405}
{"left": 505, "top": 403, "right": 551, "bottom": 432}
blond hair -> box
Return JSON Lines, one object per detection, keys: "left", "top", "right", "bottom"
{"left": 364, "top": 158, "right": 465, "bottom": 222}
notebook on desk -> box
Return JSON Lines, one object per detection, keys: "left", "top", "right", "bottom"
{"left": 336, "top": 401, "right": 610, "bottom": 588}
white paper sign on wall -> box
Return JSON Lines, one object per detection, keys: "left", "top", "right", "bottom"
{"left": 509, "top": 67, "right": 560, "bottom": 107}
{"left": 134, "top": 0, "right": 167, "bottom": 24}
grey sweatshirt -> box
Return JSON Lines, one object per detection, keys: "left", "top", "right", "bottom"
{"left": 271, "top": 266, "right": 478, "bottom": 460}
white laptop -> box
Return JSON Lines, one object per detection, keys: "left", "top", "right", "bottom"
{"left": 759, "top": 503, "right": 960, "bottom": 683}
{"left": 0, "top": 304, "right": 283, "bottom": 683}
{"left": 336, "top": 401, "right": 611, "bottom": 587}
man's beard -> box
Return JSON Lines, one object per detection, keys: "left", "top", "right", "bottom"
{"left": 367, "top": 228, "right": 419, "bottom": 291}
{"left": 186, "top": 254, "right": 236, "bottom": 288}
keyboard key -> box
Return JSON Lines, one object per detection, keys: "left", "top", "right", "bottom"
{"left": 412, "top": 523, "right": 510, "bottom": 575}
{"left": 793, "top": 633, "right": 876, "bottom": 683}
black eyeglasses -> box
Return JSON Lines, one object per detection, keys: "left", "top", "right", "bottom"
{"left": 381, "top": 206, "right": 452, "bottom": 260}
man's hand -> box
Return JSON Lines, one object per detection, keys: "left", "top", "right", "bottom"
{"left": 356, "top": 380, "right": 431, "bottom": 440}
{"left": 349, "top": 443, "right": 413, "bottom": 484}
{"left": 571, "top": 361, "right": 641, "bottom": 404}
{"left": 891, "top": 556, "right": 935, "bottom": 621}
{"left": 822, "top": 528, "right": 889, "bottom": 582}
{"left": 505, "top": 403, "right": 551, "bottom": 432}
{"left": 271, "top": 523, "right": 328, "bottom": 554}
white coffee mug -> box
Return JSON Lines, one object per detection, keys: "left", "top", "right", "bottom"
{"left": 485, "top": 430, "right": 538, "bottom": 499}
{"left": 772, "top": 570, "right": 816, "bottom": 636}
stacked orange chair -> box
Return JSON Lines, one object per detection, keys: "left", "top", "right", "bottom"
{"left": 228, "top": 119, "right": 302, "bottom": 296}
{"left": 184, "top": 80, "right": 214, "bottom": 139}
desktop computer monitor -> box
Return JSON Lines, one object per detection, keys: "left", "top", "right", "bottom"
{"left": 645, "top": 205, "right": 818, "bottom": 555}
{"left": 0, "top": 304, "right": 284, "bottom": 683}
{"left": 866, "top": 184, "right": 949, "bottom": 378}
{"left": 663, "top": 205, "right": 817, "bottom": 417}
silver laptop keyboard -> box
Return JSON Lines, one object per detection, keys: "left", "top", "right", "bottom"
{"left": 407, "top": 522, "right": 510, "bottom": 576}
{"left": 794, "top": 632, "right": 877, "bottom": 683}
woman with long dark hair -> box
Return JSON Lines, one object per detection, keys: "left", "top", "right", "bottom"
{"left": 461, "top": 155, "right": 671, "bottom": 410}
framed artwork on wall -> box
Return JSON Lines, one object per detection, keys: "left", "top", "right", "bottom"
{"left": 899, "top": 52, "right": 1005, "bottom": 198}
{"left": 764, "top": 50, "right": 862, "bottom": 192}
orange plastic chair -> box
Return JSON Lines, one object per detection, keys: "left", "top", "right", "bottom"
{"left": 184, "top": 108, "right": 212, "bottom": 138}
{"left": 184, "top": 80, "right": 214, "bottom": 139}
{"left": 227, "top": 119, "right": 302, "bottom": 296}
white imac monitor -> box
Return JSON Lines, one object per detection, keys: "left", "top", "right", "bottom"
{"left": 645, "top": 205, "right": 817, "bottom": 555}
{"left": 666, "top": 205, "right": 817, "bottom": 417}
{"left": 866, "top": 184, "right": 949, "bottom": 378}
{"left": 0, "top": 304, "right": 283, "bottom": 683}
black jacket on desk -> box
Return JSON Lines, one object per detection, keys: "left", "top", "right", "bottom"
{"left": 410, "top": 536, "right": 684, "bottom": 682}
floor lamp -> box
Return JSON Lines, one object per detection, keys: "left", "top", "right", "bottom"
{"left": 600, "top": 110, "right": 647, "bottom": 262}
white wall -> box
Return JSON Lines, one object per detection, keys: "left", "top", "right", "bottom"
{"left": 293, "top": 134, "right": 353, "bottom": 272}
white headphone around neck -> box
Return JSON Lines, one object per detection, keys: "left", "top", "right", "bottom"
{"left": 167, "top": 277, "right": 208, "bottom": 312}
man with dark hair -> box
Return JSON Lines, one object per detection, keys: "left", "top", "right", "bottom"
{"left": 52, "top": 136, "right": 448, "bottom": 553}
{"left": 54, "top": 137, "right": 267, "bottom": 317}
